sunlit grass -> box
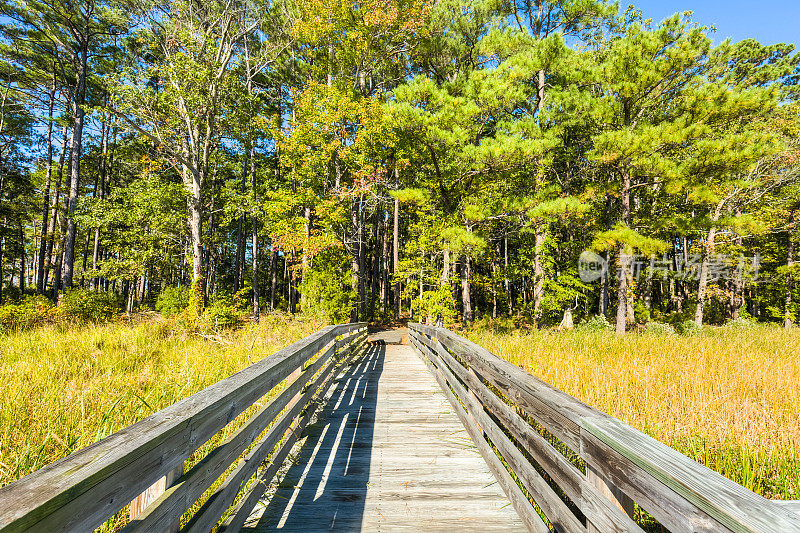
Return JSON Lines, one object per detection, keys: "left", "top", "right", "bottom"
{"left": 0, "top": 315, "right": 327, "bottom": 490}
{"left": 467, "top": 325, "right": 800, "bottom": 500}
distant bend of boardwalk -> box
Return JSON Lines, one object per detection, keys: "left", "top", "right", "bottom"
{"left": 0, "top": 323, "right": 798, "bottom": 532}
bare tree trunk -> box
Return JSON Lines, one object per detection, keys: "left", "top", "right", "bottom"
{"left": 504, "top": 235, "right": 511, "bottom": 315}
{"left": 358, "top": 193, "right": 366, "bottom": 319}
{"left": 380, "top": 207, "right": 389, "bottom": 313}
{"left": 393, "top": 168, "right": 400, "bottom": 318}
{"left": 18, "top": 222, "right": 24, "bottom": 294}
{"left": 599, "top": 251, "right": 609, "bottom": 316}
{"left": 694, "top": 226, "right": 717, "bottom": 327}
{"left": 786, "top": 223, "right": 795, "bottom": 328}
{"left": 36, "top": 78, "right": 56, "bottom": 294}
{"left": 615, "top": 168, "right": 632, "bottom": 335}
{"left": 62, "top": 41, "right": 88, "bottom": 290}
{"left": 137, "top": 272, "right": 146, "bottom": 307}
{"left": 461, "top": 252, "right": 472, "bottom": 323}
{"left": 369, "top": 205, "right": 380, "bottom": 318}
{"left": 270, "top": 247, "right": 278, "bottom": 310}
{"left": 251, "top": 148, "right": 259, "bottom": 321}
{"left": 532, "top": 227, "right": 545, "bottom": 325}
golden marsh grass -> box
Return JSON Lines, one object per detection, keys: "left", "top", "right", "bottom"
{"left": 0, "top": 315, "right": 326, "bottom": 490}
{"left": 467, "top": 325, "right": 800, "bottom": 500}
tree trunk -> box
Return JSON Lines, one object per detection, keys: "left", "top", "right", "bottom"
{"left": 270, "top": 246, "right": 278, "bottom": 310}
{"left": 532, "top": 227, "right": 545, "bottom": 325}
{"left": 786, "top": 223, "right": 795, "bottom": 328}
{"left": 18, "top": 222, "right": 24, "bottom": 294}
{"left": 62, "top": 42, "right": 88, "bottom": 291}
{"left": 36, "top": 79, "right": 56, "bottom": 295}
{"left": 694, "top": 226, "right": 717, "bottom": 327}
{"left": 393, "top": 169, "right": 400, "bottom": 318}
{"left": 251, "top": 148, "right": 259, "bottom": 321}
{"left": 369, "top": 205, "right": 380, "bottom": 318}
{"left": 381, "top": 207, "right": 389, "bottom": 313}
{"left": 615, "top": 168, "right": 632, "bottom": 335}
{"left": 461, "top": 253, "right": 472, "bottom": 323}
{"left": 599, "top": 251, "right": 609, "bottom": 316}
{"left": 301, "top": 205, "right": 310, "bottom": 307}
{"left": 504, "top": 235, "right": 511, "bottom": 315}
{"left": 188, "top": 168, "right": 204, "bottom": 313}
{"left": 358, "top": 193, "right": 366, "bottom": 319}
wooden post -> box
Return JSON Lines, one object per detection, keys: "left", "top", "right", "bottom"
{"left": 586, "top": 464, "right": 634, "bottom": 532}
{"left": 129, "top": 463, "right": 183, "bottom": 532}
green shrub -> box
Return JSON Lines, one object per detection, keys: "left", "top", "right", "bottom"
{"left": 642, "top": 321, "right": 674, "bottom": 335}
{"left": 676, "top": 319, "right": 702, "bottom": 336}
{"left": 59, "top": 289, "right": 121, "bottom": 323}
{"left": 633, "top": 301, "right": 651, "bottom": 323}
{"left": 0, "top": 296, "right": 55, "bottom": 332}
{"left": 576, "top": 315, "right": 613, "bottom": 332}
{"left": 155, "top": 286, "right": 191, "bottom": 317}
{"left": 723, "top": 317, "right": 759, "bottom": 330}
{"left": 203, "top": 292, "right": 242, "bottom": 328}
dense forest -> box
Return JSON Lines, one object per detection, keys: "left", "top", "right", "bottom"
{"left": 0, "top": 0, "right": 798, "bottom": 333}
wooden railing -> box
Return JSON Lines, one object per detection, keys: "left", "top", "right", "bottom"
{"left": 408, "top": 323, "right": 800, "bottom": 533}
{"left": 0, "top": 323, "right": 367, "bottom": 533}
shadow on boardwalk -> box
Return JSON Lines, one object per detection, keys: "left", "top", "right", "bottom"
{"left": 244, "top": 344, "right": 384, "bottom": 531}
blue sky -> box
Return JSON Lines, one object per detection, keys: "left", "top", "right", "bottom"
{"left": 628, "top": 0, "right": 799, "bottom": 46}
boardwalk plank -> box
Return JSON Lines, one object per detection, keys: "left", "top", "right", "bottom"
{"left": 241, "top": 344, "right": 524, "bottom": 532}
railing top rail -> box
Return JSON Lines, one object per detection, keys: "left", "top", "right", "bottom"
{"left": 0, "top": 322, "right": 365, "bottom": 533}
{"left": 408, "top": 323, "right": 800, "bottom": 533}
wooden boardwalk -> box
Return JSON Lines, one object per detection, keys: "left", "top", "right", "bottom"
{"left": 241, "top": 342, "right": 524, "bottom": 532}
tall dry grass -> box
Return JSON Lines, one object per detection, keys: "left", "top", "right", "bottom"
{"left": 467, "top": 325, "right": 800, "bottom": 500}
{"left": 0, "top": 315, "right": 327, "bottom": 490}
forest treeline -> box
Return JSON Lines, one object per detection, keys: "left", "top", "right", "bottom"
{"left": 0, "top": 0, "right": 799, "bottom": 333}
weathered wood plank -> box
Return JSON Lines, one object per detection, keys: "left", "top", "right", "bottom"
{"left": 583, "top": 417, "right": 800, "bottom": 533}
{"left": 183, "top": 334, "right": 366, "bottom": 533}
{"left": 410, "top": 329, "right": 642, "bottom": 533}
{"left": 242, "top": 342, "right": 523, "bottom": 532}
{"left": 775, "top": 501, "right": 800, "bottom": 517}
{"left": 586, "top": 465, "right": 634, "bottom": 533}
{"left": 219, "top": 340, "right": 367, "bottom": 532}
{"left": 122, "top": 340, "right": 343, "bottom": 532}
{"left": 410, "top": 330, "right": 584, "bottom": 532}
{"left": 410, "top": 335, "right": 547, "bottom": 533}
{"left": 412, "top": 324, "right": 800, "bottom": 533}
{"left": 0, "top": 323, "right": 363, "bottom": 533}
{"left": 129, "top": 464, "right": 183, "bottom": 533}
{"left": 416, "top": 324, "right": 597, "bottom": 454}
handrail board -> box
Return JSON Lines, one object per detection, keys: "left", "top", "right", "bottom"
{"left": 408, "top": 323, "right": 800, "bottom": 533}
{"left": 409, "top": 329, "right": 643, "bottom": 533}
{"left": 218, "top": 336, "right": 367, "bottom": 532}
{"left": 121, "top": 340, "right": 341, "bottom": 532}
{"left": 582, "top": 417, "right": 800, "bottom": 533}
{"left": 409, "top": 334, "right": 548, "bottom": 533}
{"left": 187, "top": 334, "right": 367, "bottom": 533}
{"left": 0, "top": 323, "right": 364, "bottom": 533}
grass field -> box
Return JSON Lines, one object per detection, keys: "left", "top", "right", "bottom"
{"left": 0, "top": 315, "right": 326, "bottom": 494}
{"left": 468, "top": 325, "right": 800, "bottom": 501}
{"left": 1, "top": 317, "right": 797, "bottom": 530}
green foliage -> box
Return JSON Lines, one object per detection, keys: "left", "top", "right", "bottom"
{"left": 642, "top": 322, "right": 674, "bottom": 336}
{"left": 59, "top": 290, "right": 122, "bottom": 323}
{"left": 155, "top": 286, "right": 192, "bottom": 317}
{"left": 724, "top": 317, "right": 759, "bottom": 330}
{"left": 633, "top": 301, "right": 651, "bottom": 323}
{"left": 0, "top": 296, "right": 55, "bottom": 332}
{"left": 202, "top": 292, "right": 244, "bottom": 329}
{"left": 676, "top": 319, "right": 702, "bottom": 336}
{"left": 576, "top": 315, "right": 613, "bottom": 332}
{"left": 412, "top": 286, "right": 457, "bottom": 326}
{"left": 300, "top": 250, "right": 354, "bottom": 324}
